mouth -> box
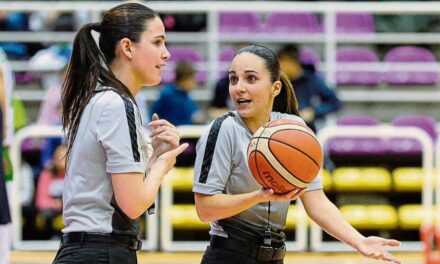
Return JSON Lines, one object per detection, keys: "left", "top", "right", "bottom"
{"left": 156, "top": 64, "right": 166, "bottom": 69}
{"left": 237, "top": 98, "right": 252, "bottom": 106}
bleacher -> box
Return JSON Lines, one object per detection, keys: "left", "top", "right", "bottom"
{"left": 3, "top": 1, "right": 440, "bottom": 254}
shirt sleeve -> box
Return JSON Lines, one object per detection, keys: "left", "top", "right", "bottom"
{"left": 193, "top": 120, "right": 233, "bottom": 195}
{"left": 96, "top": 95, "right": 146, "bottom": 174}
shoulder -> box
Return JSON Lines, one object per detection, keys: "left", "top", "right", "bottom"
{"left": 201, "top": 112, "right": 237, "bottom": 141}
{"left": 271, "top": 112, "right": 306, "bottom": 126}
{"left": 93, "top": 89, "right": 131, "bottom": 112}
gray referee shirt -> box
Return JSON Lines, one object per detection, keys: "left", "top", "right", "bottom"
{"left": 193, "top": 111, "right": 322, "bottom": 243}
{"left": 62, "top": 88, "right": 150, "bottom": 236}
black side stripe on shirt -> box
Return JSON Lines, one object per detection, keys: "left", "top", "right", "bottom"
{"left": 199, "top": 112, "right": 235, "bottom": 184}
{"left": 121, "top": 96, "right": 140, "bottom": 162}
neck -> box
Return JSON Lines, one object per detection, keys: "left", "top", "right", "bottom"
{"left": 110, "top": 61, "right": 139, "bottom": 96}
{"left": 242, "top": 110, "right": 272, "bottom": 134}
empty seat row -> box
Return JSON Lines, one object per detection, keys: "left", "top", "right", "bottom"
{"left": 328, "top": 115, "right": 437, "bottom": 156}
{"left": 219, "top": 12, "right": 374, "bottom": 34}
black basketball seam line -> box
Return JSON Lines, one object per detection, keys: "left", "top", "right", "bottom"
{"left": 254, "top": 149, "right": 298, "bottom": 191}
{"left": 262, "top": 128, "right": 321, "bottom": 167}
{"left": 262, "top": 133, "right": 321, "bottom": 168}
{"left": 265, "top": 126, "right": 320, "bottom": 146}
{"left": 267, "top": 138, "right": 321, "bottom": 169}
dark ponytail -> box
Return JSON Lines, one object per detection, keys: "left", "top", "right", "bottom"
{"left": 61, "top": 3, "right": 159, "bottom": 160}
{"left": 273, "top": 72, "right": 300, "bottom": 116}
{"left": 234, "top": 45, "right": 300, "bottom": 116}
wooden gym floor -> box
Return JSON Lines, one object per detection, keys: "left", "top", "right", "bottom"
{"left": 11, "top": 251, "right": 424, "bottom": 264}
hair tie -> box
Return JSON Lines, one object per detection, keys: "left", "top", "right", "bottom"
{"left": 91, "top": 22, "right": 102, "bottom": 32}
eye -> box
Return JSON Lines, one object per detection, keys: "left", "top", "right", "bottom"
{"left": 154, "top": 39, "right": 164, "bottom": 46}
{"left": 229, "top": 76, "right": 238, "bottom": 85}
{"left": 247, "top": 75, "right": 256, "bottom": 82}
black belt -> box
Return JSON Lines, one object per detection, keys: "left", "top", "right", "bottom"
{"left": 61, "top": 232, "right": 142, "bottom": 252}
{"left": 210, "top": 235, "right": 286, "bottom": 262}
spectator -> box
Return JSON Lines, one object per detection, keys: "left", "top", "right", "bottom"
{"left": 35, "top": 144, "right": 67, "bottom": 238}
{"left": 150, "top": 61, "right": 205, "bottom": 125}
{"left": 277, "top": 44, "right": 341, "bottom": 132}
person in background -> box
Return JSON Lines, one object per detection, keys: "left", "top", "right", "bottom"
{"left": 0, "top": 46, "right": 13, "bottom": 264}
{"left": 150, "top": 61, "right": 205, "bottom": 126}
{"left": 35, "top": 144, "right": 67, "bottom": 238}
{"left": 277, "top": 44, "right": 341, "bottom": 132}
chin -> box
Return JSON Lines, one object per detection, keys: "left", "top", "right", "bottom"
{"left": 144, "top": 77, "right": 161, "bottom": 87}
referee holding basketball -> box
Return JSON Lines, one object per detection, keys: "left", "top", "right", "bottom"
{"left": 194, "top": 45, "right": 401, "bottom": 264}
{"left": 52, "top": 3, "right": 187, "bottom": 264}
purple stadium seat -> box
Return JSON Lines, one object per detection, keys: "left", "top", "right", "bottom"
{"left": 387, "top": 115, "right": 437, "bottom": 155}
{"left": 219, "top": 12, "right": 260, "bottom": 33}
{"left": 264, "top": 12, "right": 321, "bottom": 33}
{"left": 162, "top": 46, "right": 207, "bottom": 83}
{"left": 336, "top": 47, "right": 381, "bottom": 86}
{"left": 383, "top": 46, "right": 438, "bottom": 85}
{"left": 327, "top": 115, "right": 387, "bottom": 156}
{"left": 300, "top": 48, "right": 320, "bottom": 66}
{"left": 218, "top": 47, "right": 236, "bottom": 77}
{"left": 336, "top": 13, "right": 375, "bottom": 33}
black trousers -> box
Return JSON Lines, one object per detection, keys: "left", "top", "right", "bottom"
{"left": 52, "top": 243, "right": 137, "bottom": 264}
{"left": 201, "top": 246, "right": 283, "bottom": 264}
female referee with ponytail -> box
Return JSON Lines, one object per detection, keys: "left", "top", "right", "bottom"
{"left": 52, "top": 3, "right": 187, "bottom": 263}
{"left": 193, "top": 45, "right": 401, "bottom": 264}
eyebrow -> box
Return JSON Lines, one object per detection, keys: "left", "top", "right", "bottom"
{"left": 228, "top": 70, "right": 259, "bottom": 75}
{"left": 154, "top": 35, "right": 165, "bottom": 40}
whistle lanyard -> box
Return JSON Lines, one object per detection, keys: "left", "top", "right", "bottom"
{"left": 264, "top": 201, "right": 272, "bottom": 246}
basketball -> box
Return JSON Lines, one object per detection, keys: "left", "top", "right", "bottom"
{"left": 247, "top": 119, "right": 323, "bottom": 194}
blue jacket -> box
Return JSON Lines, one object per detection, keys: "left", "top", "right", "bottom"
{"left": 150, "top": 84, "right": 199, "bottom": 126}
{"left": 292, "top": 70, "right": 341, "bottom": 119}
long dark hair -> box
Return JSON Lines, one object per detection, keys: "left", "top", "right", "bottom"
{"left": 233, "top": 45, "right": 300, "bottom": 116}
{"left": 61, "top": 3, "right": 159, "bottom": 160}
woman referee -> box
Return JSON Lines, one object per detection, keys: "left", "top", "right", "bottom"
{"left": 52, "top": 3, "right": 187, "bottom": 264}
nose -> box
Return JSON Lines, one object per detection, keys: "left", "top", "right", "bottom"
{"left": 162, "top": 46, "right": 171, "bottom": 61}
{"left": 232, "top": 79, "right": 246, "bottom": 94}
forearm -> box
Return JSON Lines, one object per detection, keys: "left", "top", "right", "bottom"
{"left": 302, "top": 190, "right": 364, "bottom": 249}
{"left": 195, "top": 192, "right": 263, "bottom": 222}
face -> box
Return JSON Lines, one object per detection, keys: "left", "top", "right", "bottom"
{"left": 228, "top": 53, "right": 279, "bottom": 119}
{"left": 279, "top": 55, "right": 302, "bottom": 80}
{"left": 131, "top": 17, "right": 170, "bottom": 86}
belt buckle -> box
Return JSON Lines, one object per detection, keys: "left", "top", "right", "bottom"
{"left": 257, "top": 245, "right": 274, "bottom": 262}
{"left": 130, "top": 238, "right": 142, "bottom": 252}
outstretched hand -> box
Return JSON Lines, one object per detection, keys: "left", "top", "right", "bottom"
{"left": 356, "top": 236, "right": 401, "bottom": 263}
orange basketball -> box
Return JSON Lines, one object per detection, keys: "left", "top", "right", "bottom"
{"left": 247, "top": 119, "right": 323, "bottom": 194}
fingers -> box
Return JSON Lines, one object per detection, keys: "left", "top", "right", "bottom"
{"left": 148, "top": 115, "right": 176, "bottom": 130}
{"left": 382, "top": 239, "right": 401, "bottom": 247}
{"left": 152, "top": 113, "right": 159, "bottom": 121}
{"left": 150, "top": 125, "right": 179, "bottom": 138}
{"left": 168, "top": 143, "right": 188, "bottom": 157}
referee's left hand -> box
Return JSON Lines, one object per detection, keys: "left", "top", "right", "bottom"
{"left": 148, "top": 113, "right": 180, "bottom": 158}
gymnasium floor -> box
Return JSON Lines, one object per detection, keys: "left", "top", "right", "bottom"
{"left": 11, "top": 251, "right": 424, "bottom": 264}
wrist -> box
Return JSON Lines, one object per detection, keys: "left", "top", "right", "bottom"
{"left": 350, "top": 235, "right": 366, "bottom": 250}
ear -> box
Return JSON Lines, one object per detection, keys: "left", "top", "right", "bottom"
{"left": 119, "top": 38, "right": 133, "bottom": 60}
{"left": 271, "top": 80, "right": 282, "bottom": 97}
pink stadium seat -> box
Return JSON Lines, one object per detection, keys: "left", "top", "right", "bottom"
{"left": 383, "top": 46, "right": 438, "bottom": 85}
{"left": 387, "top": 115, "right": 437, "bottom": 155}
{"left": 336, "top": 12, "right": 375, "bottom": 33}
{"left": 219, "top": 12, "right": 260, "bottom": 33}
{"left": 162, "top": 46, "right": 207, "bottom": 83}
{"left": 299, "top": 48, "right": 320, "bottom": 66}
{"left": 336, "top": 47, "right": 381, "bottom": 86}
{"left": 327, "top": 115, "right": 387, "bottom": 156}
{"left": 264, "top": 12, "right": 321, "bottom": 33}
